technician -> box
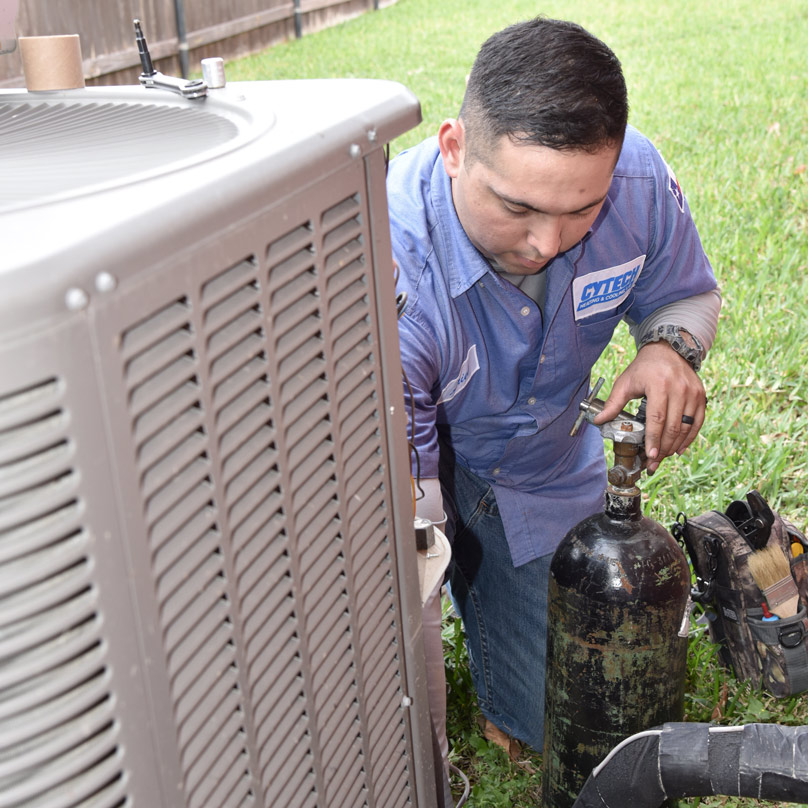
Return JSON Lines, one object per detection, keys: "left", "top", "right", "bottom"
{"left": 388, "top": 16, "right": 720, "bottom": 769}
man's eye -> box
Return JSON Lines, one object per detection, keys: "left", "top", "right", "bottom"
{"left": 503, "top": 203, "right": 529, "bottom": 215}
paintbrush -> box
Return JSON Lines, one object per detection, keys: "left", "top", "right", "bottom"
{"left": 747, "top": 544, "right": 801, "bottom": 618}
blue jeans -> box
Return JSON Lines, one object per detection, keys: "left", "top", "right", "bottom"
{"left": 442, "top": 461, "right": 552, "bottom": 753}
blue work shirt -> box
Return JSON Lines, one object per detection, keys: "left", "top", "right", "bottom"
{"left": 388, "top": 127, "right": 717, "bottom": 566}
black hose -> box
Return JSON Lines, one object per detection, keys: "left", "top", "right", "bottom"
{"left": 572, "top": 722, "right": 808, "bottom": 807}
{"left": 172, "top": 0, "right": 189, "bottom": 78}
{"left": 293, "top": 0, "right": 303, "bottom": 39}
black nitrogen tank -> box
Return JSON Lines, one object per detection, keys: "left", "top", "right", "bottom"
{"left": 542, "top": 388, "right": 691, "bottom": 808}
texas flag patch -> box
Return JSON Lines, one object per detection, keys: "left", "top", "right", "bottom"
{"left": 665, "top": 161, "right": 685, "bottom": 213}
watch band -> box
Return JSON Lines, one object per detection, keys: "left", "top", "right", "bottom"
{"left": 638, "top": 324, "right": 704, "bottom": 372}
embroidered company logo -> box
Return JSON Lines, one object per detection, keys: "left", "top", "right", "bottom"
{"left": 572, "top": 256, "right": 646, "bottom": 320}
{"left": 578, "top": 265, "right": 641, "bottom": 311}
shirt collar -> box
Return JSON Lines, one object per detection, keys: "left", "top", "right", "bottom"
{"left": 428, "top": 148, "right": 492, "bottom": 298}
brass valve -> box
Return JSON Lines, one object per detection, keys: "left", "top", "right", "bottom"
{"left": 571, "top": 377, "right": 646, "bottom": 494}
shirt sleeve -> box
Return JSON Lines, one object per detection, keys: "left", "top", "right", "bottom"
{"left": 623, "top": 136, "right": 718, "bottom": 326}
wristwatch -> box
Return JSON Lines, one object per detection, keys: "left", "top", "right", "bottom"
{"left": 638, "top": 324, "right": 704, "bottom": 372}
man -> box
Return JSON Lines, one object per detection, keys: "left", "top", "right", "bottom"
{"left": 388, "top": 16, "right": 720, "bottom": 768}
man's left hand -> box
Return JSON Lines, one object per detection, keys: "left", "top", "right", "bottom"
{"left": 592, "top": 341, "right": 706, "bottom": 473}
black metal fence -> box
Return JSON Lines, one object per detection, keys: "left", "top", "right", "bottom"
{"left": 1, "top": 0, "right": 391, "bottom": 87}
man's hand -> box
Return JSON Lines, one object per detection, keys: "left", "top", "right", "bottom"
{"left": 592, "top": 341, "right": 706, "bottom": 473}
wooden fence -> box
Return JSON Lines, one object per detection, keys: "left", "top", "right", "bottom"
{"left": 1, "top": 0, "right": 394, "bottom": 87}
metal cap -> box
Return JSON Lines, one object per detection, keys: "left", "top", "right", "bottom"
{"left": 201, "top": 57, "right": 226, "bottom": 89}
{"left": 413, "top": 516, "right": 435, "bottom": 551}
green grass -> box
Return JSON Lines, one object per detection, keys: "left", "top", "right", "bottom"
{"left": 227, "top": 1, "right": 808, "bottom": 804}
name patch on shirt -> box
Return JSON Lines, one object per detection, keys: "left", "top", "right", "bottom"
{"left": 573, "top": 255, "right": 646, "bottom": 320}
{"left": 437, "top": 344, "right": 479, "bottom": 404}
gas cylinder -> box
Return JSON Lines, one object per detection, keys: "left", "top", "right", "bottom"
{"left": 541, "top": 382, "right": 691, "bottom": 808}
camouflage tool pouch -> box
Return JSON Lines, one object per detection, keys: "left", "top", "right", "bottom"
{"left": 672, "top": 491, "right": 808, "bottom": 697}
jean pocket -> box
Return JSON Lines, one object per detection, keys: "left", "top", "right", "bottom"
{"left": 453, "top": 486, "right": 496, "bottom": 542}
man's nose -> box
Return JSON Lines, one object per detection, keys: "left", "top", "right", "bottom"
{"left": 526, "top": 217, "right": 562, "bottom": 260}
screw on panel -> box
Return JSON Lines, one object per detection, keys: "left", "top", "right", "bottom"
{"left": 367, "top": 128, "right": 378, "bottom": 142}
{"left": 349, "top": 143, "right": 361, "bottom": 158}
{"left": 65, "top": 288, "right": 89, "bottom": 310}
{"left": 401, "top": 695, "right": 413, "bottom": 708}
{"left": 95, "top": 272, "right": 117, "bottom": 293}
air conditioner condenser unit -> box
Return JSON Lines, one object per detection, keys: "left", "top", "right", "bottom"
{"left": 0, "top": 76, "right": 433, "bottom": 808}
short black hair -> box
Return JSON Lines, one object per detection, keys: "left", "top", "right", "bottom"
{"left": 460, "top": 17, "right": 628, "bottom": 159}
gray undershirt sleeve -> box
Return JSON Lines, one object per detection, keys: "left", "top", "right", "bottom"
{"left": 628, "top": 287, "right": 722, "bottom": 358}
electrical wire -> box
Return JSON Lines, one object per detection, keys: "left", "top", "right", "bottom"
{"left": 394, "top": 266, "right": 425, "bottom": 503}
{"left": 402, "top": 367, "right": 425, "bottom": 503}
{"left": 396, "top": 290, "right": 408, "bottom": 318}
{"left": 449, "top": 763, "right": 470, "bottom": 807}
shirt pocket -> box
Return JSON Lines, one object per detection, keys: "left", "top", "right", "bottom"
{"left": 572, "top": 293, "right": 634, "bottom": 375}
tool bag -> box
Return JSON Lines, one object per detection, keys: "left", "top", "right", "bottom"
{"left": 671, "top": 491, "right": 808, "bottom": 697}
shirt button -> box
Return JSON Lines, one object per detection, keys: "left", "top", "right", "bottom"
{"left": 520, "top": 306, "right": 530, "bottom": 317}
{"left": 492, "top": 467, "right": 501, "bottom": 476}
{"left": 539, "top": 354, "right": 546, "bottom": 364}
{"left": 527, "top": 396, "right": 536, "bottom": 405}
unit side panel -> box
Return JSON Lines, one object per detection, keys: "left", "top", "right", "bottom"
{"left": 0, "top": 320, "right": 175, "bottom": 808}
{"left": 92, "top": 258, "right": 261, "bottom": 808}
{"left": 257, "top": 157, "right": 420, "bottom": 808}
{"left": 90, "top": 151, "right": 425, "bottom": 807}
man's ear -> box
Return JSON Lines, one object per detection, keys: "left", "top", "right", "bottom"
{"left": 438, "top": 119, "right": 465, "bottom": 179}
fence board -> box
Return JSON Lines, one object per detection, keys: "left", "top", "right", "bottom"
{"left": 0, "top": 0, "right": 381, "bottom": 88}
{"left": 186, "top": 5, "right": 295, "bottom": 50}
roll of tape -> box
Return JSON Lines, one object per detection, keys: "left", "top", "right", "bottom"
{"left": 19, "top": 34, "right": 85, "bottom": 91}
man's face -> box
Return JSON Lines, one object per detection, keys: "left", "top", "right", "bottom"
{"left": 439, "top": 121, "right": 619, "bottom": 275}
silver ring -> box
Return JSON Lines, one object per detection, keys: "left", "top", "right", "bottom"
{"left": 681, "top": 414, "right": 695, "bottom": 425}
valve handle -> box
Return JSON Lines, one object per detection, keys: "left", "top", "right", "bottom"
{"left": 570, "top": 377, "right": 605, "bottom": 437}
{"left": 570, "top": 377, "right": 646, "bottom": 445}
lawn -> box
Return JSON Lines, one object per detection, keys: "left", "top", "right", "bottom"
{"left": 227, "top": 1, "right": 808, "bottom": 805}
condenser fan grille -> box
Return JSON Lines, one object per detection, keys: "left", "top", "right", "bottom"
{"left": 0, "top": 100, "right": 240, "bottom": 208}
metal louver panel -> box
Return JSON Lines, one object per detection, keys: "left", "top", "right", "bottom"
{"left": 318, "top": 193, "right": 411, "bottom": 806}
{"left": 253, "top": 185, "right": 413, "bottom": 808}
{"left": 121, "top": 298, "right": 254, "bottom": 808}
{"left": 105, "top": 162, "right": 421, "bottom": 808}
{"left": 201, "top": 255, "right": 317, "bottom": 807}
{"left": 0, "top": 379, "right": 127, "bottom": 808}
